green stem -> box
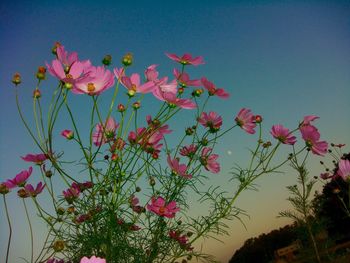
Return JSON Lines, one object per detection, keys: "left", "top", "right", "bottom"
{"left": 23, "top": 199, "right": 34, "bottom": 263}
{"left": 3, "top": 195, "right": 12, "bottom": 263}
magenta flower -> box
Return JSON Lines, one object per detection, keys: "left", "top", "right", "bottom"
{"left": 302, "top": 115, "right": 319, "bottom": 126}
{"left": 6, "top": 167, "right": 33, "bottom": 188}
{"left": 198, "top": 111, "right": 223, "bottom": 133}
{"left": 146, "top": 115, "right": 172, "bottom": 135}
{"left": 166, "top": 53, "right": 204, "bottom": 66}
{"left": 147, "top": 196, "right": 180, "bottom": 218}
{"left": 24, "top": 182, "right": 45, "bottom": 197}
{"left": 270, "top": 125, "right": 297, "bottom": 145}
{"left": 61, "top": 129, "right": 74, "bottom": 140}
{"left": 180, "top": 144, "right": 198, "bottom": 158}
{"left": 63, "top": 184, "right": 80, "bottom": 204}
{"left": 201, "top": 77, "right": 229, "bottom": 99}
{"left": 56, "top": 44, "right": 78, "bottom": 69}
{"left": 152, "top": 77, "right": 178, "bottom": 100}
{"left": 73, "top": 66, "right": 115, "bottom": 95}
{"left": 80, "top": 256, "right": 106, "bottom": 263}
{"left": 92, "top": 117, "right": 119, "bottom": 146}
{"left": 320, "top": 172, "right": 332, "bottom": 180}
{"left": 161, "top": 92, "right": 196, "bottom": 109}
{"left": 300, "top": 126, "right": 328, "bottom": 156}
{"left": 173, "top": 68, "right": 201, "bottom": 87}
{"left": 113, "top": 67, "right": 126, "bottom": 80}
{"left": 235, "top": 108, "right": 256, "bottom": 134}
{"left": 338, "top": 159, "right": 350, "bottom": 182}
{"left": 145, "top": 64, "right": 159, "bottom": 81}
{"left": 120, "top": 73, "right": 155, "bottom": 96}
{"left": 21, "top": 153, "right": 48, "bottom": 165}
{"left": 167, "top": 155, "right": 192, "bottom": 179}
{"left": 200, "top": 147, "right": 220, "bottom": 174}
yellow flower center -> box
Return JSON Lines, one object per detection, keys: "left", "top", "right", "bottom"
{"left": 87, "top": 83, "right": 96, "bottom": 93}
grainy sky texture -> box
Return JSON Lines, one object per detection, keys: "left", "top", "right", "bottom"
{"left": 1, "top": 1, "right": 349, "bottom": 262}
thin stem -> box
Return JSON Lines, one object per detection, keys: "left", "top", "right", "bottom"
{"left": 3, "top": 195, "right": 12, "bottom": 263}
{"left": 23, "top": 199, "right": 34, "bottom": 263}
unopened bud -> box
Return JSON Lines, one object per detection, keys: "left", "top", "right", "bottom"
{"left": 51, "top": 42, "right": 61, "bottom": 55}
{"left": 111, "top": 153, "right": 119, "bottom": 161}
{"left": 33, "top": 89, "right": 41, "bottom": 99}
{"left": 17, "top": 189, "right": 29, "bottom": 198}
{"left": 53, "top": 240, "right": 65, "bottom": 252}
{"left": 255, "top": 115, "right": 263, "bottom": 123}
{"left": 132, "top": 101, "right": 141, "bottom": 110}
{"left": 117, "top": 104, "right": 126, "bottom": 112}
{"left": 149, "top": 177, "right": 156, "bottom": 186}
{"left": 122, "top": 53, "right": 133, "bottom": 67}
{"left": 185, "top": 127, "right": 194, "bottom": 136}
{"left": 201, "top": 138, "right": 208, "bottom": 146}
{"left": 192, "top": 89, "right": 203, "bottom": 97}
{"left": 64, "top": 82, "right": 73, "bottom": 90}
{"left": 178, "top": 87, "right": 184, "bottom": 94}
{"left": 136, "top": 186, "right": 141, "bottom": 192}
{"left": 102, "top": 54, "right": 112, "bottom": 66}
{"left": 0, "top": 183, "right": 10, "bottom": 195}
{"left": 56, "top": 207, "right": 65, "bottom": 215}
{"left": 12, "top": 73, "right": 21, "bottom": 86}
{"left": 45, "top": 170, "right": 53, "bottom": 178}
{"left": 152, "top": 152, "right": 159, "bottom": 159}
{"left": 36, "top": 66, "right": 46, "bottom": 80}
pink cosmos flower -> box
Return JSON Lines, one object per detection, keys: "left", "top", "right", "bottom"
{"left": 320, "top": 172, "right": 332, "bottom": 180}
{"left": 6, "top": 167, "right": 33, "bottom": 188}
{"left": 56, "top": 44, "right": 78, "bottom": 69}
{"left": 162, "top": 92, "right": 196, "bottom": 109}
{"left": 300, "top": 126, "right": 328, "bottom": 156}
{"left": 80, "top": 256, "right": 106, "bottom": 263}
{"left": 166, "top": 53, "right": 204, "bottom": 66}
{"left": 63, "top": 184, "right": 80, "bottom": 204}
{"left": 21, "top": 153, "right": 48, "bottom": 165}
{"left": 270, "top": 125, "right": 297, "bottom": 145}
{"left": 198, "top": 111, "right": 223, "bottom": 132}
{"left": 201, "top": 77, "right": 229, "bottom": 99}
{"left": 61, "top": 129, "right": 74, "bottom": 140}
{"left": 24, "top": 182, "right": 45, "bottom": 197}
{"left": 168, "top": 230, "right": 193, "bottom": 251}
{"left": 92, "top": 117, "right": 119, "bottom": 146}
{"left": 173, "top": 68, "right": 201, "bottom": 87}
{"left": 152, "top": 77, "right": 178, "bottom": 101}
{"left": 167, "top": 155, "right": 192, "bottom": 179}
{"left": 235, "top": 108, "right": 256, "bottom": 134}
{"left": 73, "top": 66, "right": 115, "bottom": 95}
{"left": 120, "top": 73, "right": 155, "bottom": 96}
{"left": 180, "top": 144, "right": 198, "bottom": 158}
{"left": 146, "top": 115, "right": 172, "bottom": 135}
{"left": 301, "top": 115, "right": 319, "bottom": 126}
{"left": 145, "top": 64, "right": 159, "bottom": 81}
{"left": 200, "top": 147, "right": 220, "bottom": 174}
{"left": 337, "top": 159, "right": 350, "bottom": 182}
{"left": 147, "top": 196, "right": 180, "bottom": 218}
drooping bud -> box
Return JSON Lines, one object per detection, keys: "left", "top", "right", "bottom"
{"left": 122, "top": 53, "right": 133, "bottom": 67}
{"left": 33, "top": 89, "right": 41, "bottom": 99}
{"left": 102, "top": 54, "right": 112, "bottom": 66}
{"left": 36, "top": 66, "right": 47, "bottom": 80}
{"left": 12, "top": 73, "right": 22, "bottom": 86}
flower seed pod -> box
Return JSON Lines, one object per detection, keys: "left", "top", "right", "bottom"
{"left": 12, "top": 73, "right": 21, "bottom": 86}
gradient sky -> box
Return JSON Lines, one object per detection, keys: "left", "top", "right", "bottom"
{"left": 1, "top": 0, "right": 350, "bottom": 262}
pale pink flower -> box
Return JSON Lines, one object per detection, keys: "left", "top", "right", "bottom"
{"left": 120, "top": 73, "right": 155, "bottom": 96}
{"left": 6, "top": 167, "right": 33, "bottom": 188}
{"left": 180, "top": 144, "right": 198, "bottom": 158}
{"left": 152, "top": 77, "right": 178, "bottom": 101}
{"left": 162, "top": 92, "right": 196, "bottom": 109}
{"left": 63, "top": 184, "right": 80, "bottom": 204}
{"left": 146, "top": 115, "right": 172, "bottom": 135}
{"left": 73, "top": 66, "right": 115, "bottom": 95}
{"left": 300, "top": 126, "right": 328, "bottom": 156}
{"left": 21, "top": 153, "right": 48, "bottom": 165}
{"left": 235, "top": 108, "right": 256, "bottom": 134}
{"left": 61, "top": 129, "right": 74, "bottom": 140}
{"left": 56, "top": 45, "right": 78, "bottom": 69}
{"left": 145, "top": 64, "right": 159, "bottom": 81}
{"left": 167, "top": 155, "right": 192, "bottom": 179}
{"left": 92, "top": 117, "right": 119, "bottom": 146}
{"left": 201, "top": 77, "right": 229, "bottom": 99}
{"left": 302, "top": 115, "right": 319, "bottom": 126}
{"left": 198, "top": 111, "right": 223, "bottom": 132}
{"left": 200, "top": 147, "right": 220, "bottom": 174}
{"left": 113, "top": 67, "right": 126, "bottom": 80}
{"left": 166, "top": 53, "right": 204, "bottom": 66}
{"left": 320, "top": 172, "right": 331, "bottom": 180}
{"left": 24, "top": 182, "right": 45, "bottom": 197}
{"left": 337, "top": 159, "right": 350, "bottom": 182}
{"left": 270, "top": 125, "right": 297, "bottom": 145}
{"left": 173, "top": 68, "right": 201, "bottom": 87}
{"left": 80, "top": 256, "right": 106, "bottom": 263}
{"left": 147, "top": 196, "right": 180, "bottom": 218}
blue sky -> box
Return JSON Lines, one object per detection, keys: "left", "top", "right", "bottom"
{"left": 1, "top": 0, "right": 349, "bottom": 262}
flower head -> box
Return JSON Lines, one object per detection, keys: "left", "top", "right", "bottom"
{"left": 6, "top": 167, "right": 33, "bottom": 188}
{"left": 201, "top": 77, "right": 229, "bottom": 99}
{"left": 166, "top": 53, "right": 204, "bottom": 66}
{"left": 24, "top": 182, "right": 45, "bottom": 197}
{"left": 80, "top": 256, "right": 106, "bottom": 263}
{"left": 21, "top": 153, "right": 48, "bottom": 165}
{"left": 145, "top": 64, "right": 159, "bottom": 81}
{"left": 92, "top": 117, "right": 119, "bottom": 146}
{"left": 63, "top": 184, "right": 80, "bottom": 204}
{"left": 301, "top": 115, "right": 319, "bottom": 126}
{"left": 338, "top": 159, "right": 350, "bottom": 182}
{"left": 270, "top": 125, "right": 297, "bottom": 145}
{"left": 73, "top": 66, "right": 115, "bottom": 95}
{"left": 200, "top": 147, "right": 220, "bottom": 174}
{"left": 198, "top": 112, "right": 223, "bottom": 133}
{"left": 61, "top": 129, "right": 74, "bottom": 140}
{"left": 147, "top": 196, "right": 180, "bottom": 218}
{"left": 167, "top": 155, "right": 192, "bottom": 179}
{"left": 120, "top": 73, "right": 155, "bottom": 96}
{"left": 173, "top": 68, "right": 201, "bottom": 87}
{"left": 300, "top": 126, "right": 328, "bottom": 156}
{"left": 235, "top": 108, "right": 256, "bottom": 134}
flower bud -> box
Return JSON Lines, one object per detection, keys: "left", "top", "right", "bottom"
{"left": 12, "top": 73, "right": 21, "bottom": 86}
{"left": 178, "top": 87, "right": 184, "bottom": 94}
{"left": 45, "top": 170, "right": 53, "bottom": 178}
{"left": 135, "top": 186, "right": 141, "bottom": 192}
{"left": 67, "top": 206, "right": 75, "bottom": 214}
{"left": 64, "top": 82, "right": 73, "bottom": 90}
{"left": 201, "top": 138, "right": 208, "bottom": 146}
{"left": 102, "top": 54, "right": 112, "bottom": 66}
{"left": 122, "top": 53, "right": 133, "bottom": 67}
{"left": 185, "top": 127, "right": 194, "bottom": 136}
{"left": 33, "top": 89, "right": 41, "bottom": 99}
{"left": 51, "top": 42, "right": 61, "bottom": 55}
{"left": 17, "top": 188, "right": 29, "bottom": 198}
{"left": 117, "top": 104, "right": 126, "bottom": 112}
{"left": 149, "top": 177, "right": 156, "bottom": 186}
{"left": 132, "top": 101, "right": 141, "bottom": 110}
{"left": 192, "top": 89, "right": 203, "bottom": 97}
{"left": 111, "top": 153, "right": 119, "bottom": 161}
{"left": 53, "top": 240, "right": 65, "bottom": 252}
{"left": 61, "top": 129, "right": 74, "bottom": 140}
{"left": 56, "top": 207, "right": 65, "bottom": 215}
{"left": 0, "top": 183, "right": 10, "bottom": 195}
{"left": 254, "top": 115, "right": 263, "bottom": 123}
{"left": 36, "top": 66, "right": 46, "bottom": 80}
{"left": 152, "top": 152, "right": 159, "bottom": 159}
